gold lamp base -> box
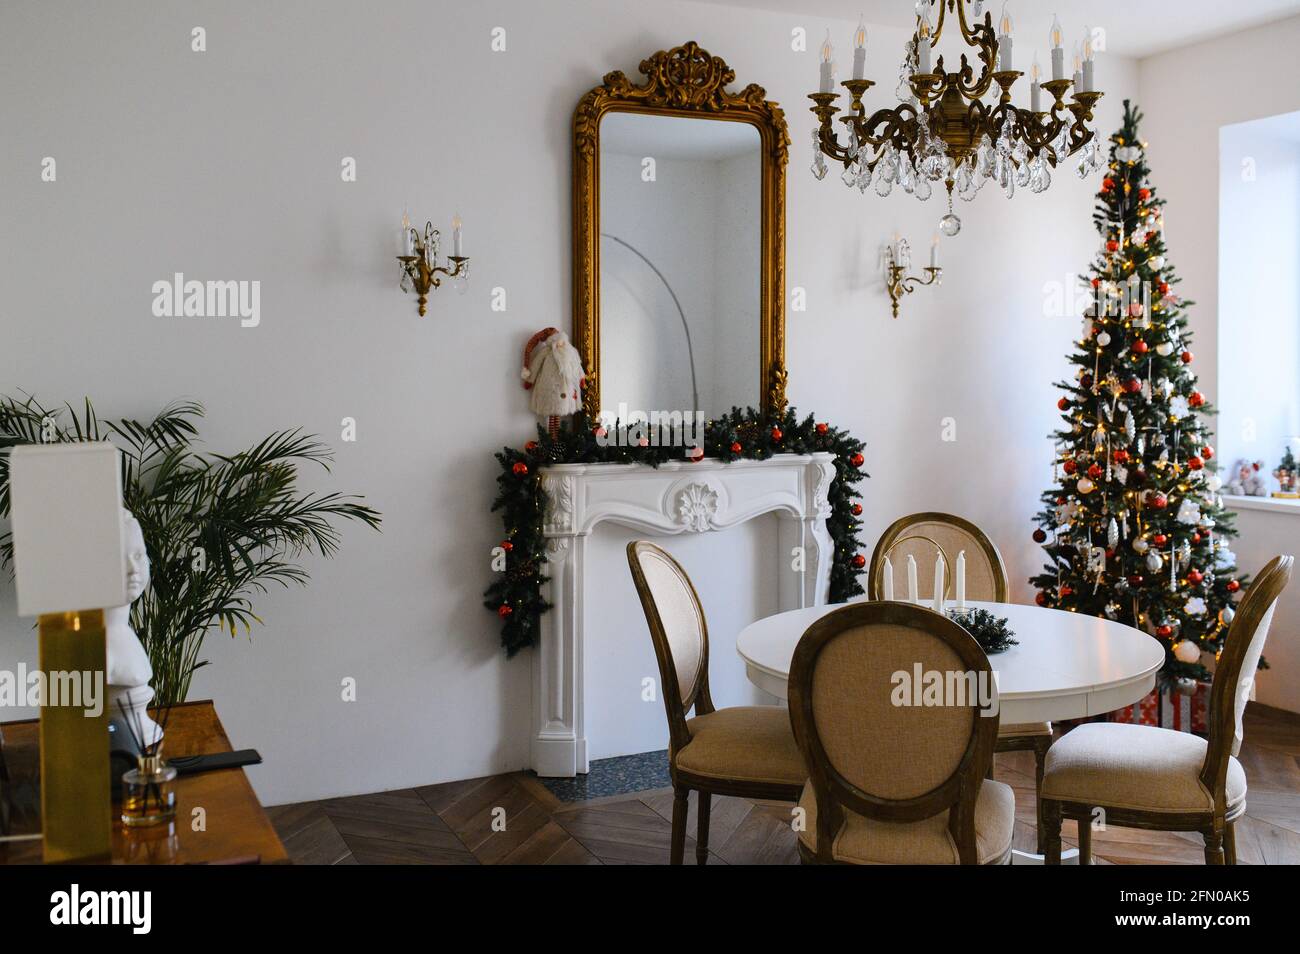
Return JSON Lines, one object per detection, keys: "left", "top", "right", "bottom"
{"left": 38, "top": 609, "right": 111, "bottom": 863}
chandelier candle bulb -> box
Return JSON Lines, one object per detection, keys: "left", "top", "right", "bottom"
{"left": 907, "top": 553, "right": 919, "bottom": 603}
{"left": 1031, "top": 54, "right": 1042, "bottom": 111}
{"left": 917, "top": 12, "right": 932, "bottom": 74}
{"left": 956, "top": 550, "right": 966, "bottom": 610}
{"left": 399, "top": 211, "right": 414, "bottom": 256}
{"left": 1050, "top": 15, "right": 1065, "bottom": 80}
{"left": 1082, "top": 28, "right": 1095, "bottom": 92}
{"left": 852, "top": 19, "right": 867, "bottom": 80}
{"left": 452, "top": 214, "right": 463, "bottom": 257}
{"left": 930, "top": 234, "right": 939, "bottom": 269}
{"left": 933, "top": 552, "right": 946, "bottom": 612}
{"left": 883, "top": 556, "right": 894, "bottom": 601}
{"left": 819, "top": 31, "right": 834, "bottom": 92}
{"left": 997, "top": 4, "right": 1014, "bottom": 71}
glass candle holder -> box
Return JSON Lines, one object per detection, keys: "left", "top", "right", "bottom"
{"left": 120, "top": 754, "right": 177, "bottom": 827}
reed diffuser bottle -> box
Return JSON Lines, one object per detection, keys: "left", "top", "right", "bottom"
{"left": 120, "top": 752, "right": 177, "bottom": 827}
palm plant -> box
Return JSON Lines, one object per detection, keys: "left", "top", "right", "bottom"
{"left": 0, "top": 395, "right": 381, "bottom": 704}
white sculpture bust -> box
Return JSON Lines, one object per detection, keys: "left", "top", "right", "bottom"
{"left": 106, "top": 509, "right": 160, "bottom": 750}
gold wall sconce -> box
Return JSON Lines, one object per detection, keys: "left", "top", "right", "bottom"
{"left": 397, "top": 213, "right": 469, "bottom": 316}
{"left": 884, "top": 235, "right": 942, "bottom": 318}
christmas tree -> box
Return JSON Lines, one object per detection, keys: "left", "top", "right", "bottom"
{"left": 1030, "top": 100, "right": 1246, "bottom": 686}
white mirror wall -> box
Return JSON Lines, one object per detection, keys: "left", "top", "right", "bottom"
{"left": 598, "top": 112, "right": 761, "bottom": 421}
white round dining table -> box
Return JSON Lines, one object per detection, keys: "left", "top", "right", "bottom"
{"left": 737, "top": 599, "right": 1166, "bottom": 727}
{"left": 736, "top": 599, "right": 1166, "bottom": 864}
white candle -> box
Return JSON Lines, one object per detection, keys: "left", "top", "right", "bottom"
{"left": 452, "top": 214, "right": 463, "bottom": 257}
{"left": 399, "top": 211, "right": 413, "bottom": 256}
{"left": 907, "top": 554, "right": 919, "bottom": 603}
{"left": 883, "top": 556, "right": 894, "bottom": 601}
{"left": 997, "top": 4, "right": 1014, "bottom": 71}
{"left": 929, "top": 234, "right": 939, "bottom": 269}
{"left": 819, "top": 31, "right": 834, "bottom": 92}
{"left": 956, "top": 550, "right": 966, "bottom": 610}
{"left": 932, "top": 552, "right": 946, "bottom": 612}
{"left": 1030, "top": 54, "right": 1042, "bottom": 111}
{"left": 917, "top": 4, "right": 932, "bottom": 74}
{"left": 1050, "top": 15, "right": 1065, "bottom": 80}
{"left": 1072, "top": 43, "right": 1083, "bottom": 90}
{"left": 1081, "top": 26, "right": 1095, "bottom": 92}
{"left": 852, "top": 18, "right": 867, "bottom": 80}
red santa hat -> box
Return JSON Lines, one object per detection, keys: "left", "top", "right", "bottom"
{"left": 520, "top": 327, "right": 559, "bottom": 391}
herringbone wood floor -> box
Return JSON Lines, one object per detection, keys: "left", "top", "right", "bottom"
{"left": 267, "top": 707, "right": 1300, "bottom": 865}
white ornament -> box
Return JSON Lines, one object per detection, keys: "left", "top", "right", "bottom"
{"left": 1173, "top": 639, "right": 1201, "bottom": 663}
{"left": 1149, "top": 255, "right": 1166, "bottom": 269}
{"left": 1076, "top": 477, "right": 1095, "bottom": 494}
{"left": 1132, "top": 537, "right": 1149, "bottom": 554}
{"left": 1184, "top": 596, "right": 1207, "bottom": 617}
{"left": 1096, "top": 331, "right": 1112, "bottom": 346}
{"left": 1146, "top": 550, "right": 1163, "bottom": 572}
{"left": 1220, "top": 606, "right": 1235, "bottom": 625}
{"left": 1176, "top": 497, "right": 1202, "bottom": 525}
{"left": 107, "top": 510, "right": 161, "bottom": 754}
{"left": 1156, "top": 342, "right": 1174, "bottom": 356}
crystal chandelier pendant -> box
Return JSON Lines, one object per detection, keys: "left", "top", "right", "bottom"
{"left": 938, "top": 194, "right": 960, "bottom": 236}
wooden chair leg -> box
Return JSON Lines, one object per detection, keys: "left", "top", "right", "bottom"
{"left": 696, "top": 791, "right": 712, "bottom": 865}
{"left": 670, "top": 786, "right": 689, "bottom": 865}
{"left": 1203, "top": 825, "right": 1225, "bottom": 865}
{"left": 1078, "top": 808, "right": 1092, "bottom": 865}
{"left": 1224, "top": 821, "right": 1237, "bottom": 866}
{"left": 1043, "top": 799, "right": 1063, "bottom": 865}
{"left": 1034, "top": 739, "right": 1048, "bottom": 854}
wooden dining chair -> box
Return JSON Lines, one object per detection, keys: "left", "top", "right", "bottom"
{"left": 787, "top": 601, "right": 1014, "bottom": 864}
{"left": 869, "top": 511, "right": 1053, "bottom": 850}
{"left": 1041, "top": 554, "right": 1294, "bottom": 865}
{"left": 626, "top": 541, "right": 806, "bottom": 865}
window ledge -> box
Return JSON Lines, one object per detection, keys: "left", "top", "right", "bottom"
{"left": 1223, "top": 494, "right": 1300, "bottom": 515}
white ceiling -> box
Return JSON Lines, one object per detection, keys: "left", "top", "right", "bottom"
{"left": 699, "top": 0, "right": 1300, "bottom": 58}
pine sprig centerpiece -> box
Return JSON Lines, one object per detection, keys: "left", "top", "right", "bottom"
{"left": 948, "top": 608, "right": 1018, "bottom": 655}
{"left": 485, "top": 407, "right": 869, "bottom": 655}
{"left": 1029, "top": 100, "right": 1248, "bottom": 685}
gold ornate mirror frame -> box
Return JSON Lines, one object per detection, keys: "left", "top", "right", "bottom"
{"left": 572, "top": 41, "right": 790, "bottom": 419}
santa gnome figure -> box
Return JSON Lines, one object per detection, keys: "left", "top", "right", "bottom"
{"left": 522, "top": 327, "right": 586, "bottom": 438}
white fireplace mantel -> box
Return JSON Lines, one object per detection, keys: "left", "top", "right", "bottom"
{"left": 531, "top": 453, "right": 837, "bottom": 777}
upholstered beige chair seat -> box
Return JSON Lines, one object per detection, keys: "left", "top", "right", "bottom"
{"left": 676, "top": 707, "right": 807, "bottom": 787}
{"left": 1043, "top": 722, "right": 1247, "bottom": 815}
{"left": 796, "top": 779, "right": 1015, "bottom": 865}
{"left": 999, "top": 722, "right": 1052, "bottom": 738}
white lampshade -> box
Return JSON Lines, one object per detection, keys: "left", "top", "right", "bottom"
{"left": 9, "top": 443, "right": 126, "bottom": 616}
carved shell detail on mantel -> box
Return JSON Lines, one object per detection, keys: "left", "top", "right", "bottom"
{"left": 676, "top": 482, "right": 720, "bottom": 533}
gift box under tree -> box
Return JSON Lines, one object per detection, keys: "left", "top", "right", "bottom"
{"left": 1110, "top": 680, "right": 1209, "bottom": 734}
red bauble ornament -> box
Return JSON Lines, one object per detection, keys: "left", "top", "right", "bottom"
{"left": 1132, "top": 469, "right": 1147, "bottom": 485}
{"left": 501, "top": 541, "right": 514, "bottom": 552}
{"left": 1181, "top": 350, "right": 1194, "bottom": 364}
{"left": 1227, "top": 579, "right": 1241, "bottom": 593}
{"left": 730, "top": 441, "right": 742, "bottom": 453}
{"left": 1060, "top": 585, "right": 1074, "bottom": 598}
{"left": 1091, "top": 278, "right": 1101, "bottom": 288}
{"left": 1081, "top": 374, "right": 1095, "bottom": 390}
{"left": 1124, "top": 377, "right": 1142, "bottom": 394}
{"left": 851, "top": 554, "right": 866, "bottom": 569}
{"left": 1153, "top": 533, "right": 1168, "bottom": 546}
{"left": 1133, "top": 340, "right": 1149, "bottom": 354}
{"left": 770, "top": 427, "right": 783, "bottom": 441}
{"left": 512, "top": 461, "right": 529, "bottom": 476}
{"left": 688, "top": 445, "right": 705, "bottom": 462}
{"left": 1102, "top": 177, "right": 1115, "bottom": 192}
{"left": 1113, "top": 448, "right": 1130, "bottom": 464}
{"left": 1035, "top": 592, "right": 1048, "bottom": 606}
{"left": 1159, "top": 281, "right": 1170, "bottom": 295}
{"left": 1063, "top": 459, "right": 1078, "bottom": 475}
{"left": 1138, "top": 187, "right": 1151, "bottom": 201}
{"left": 1192, "top": 532, "right": 1201, "bottom": 544}
{"left": 1156, "top": 624, "right": 1173, "bottom": 638}
{"left": 1057, "top": 397, "right": 1070, "bottom": 411}
{"left": 1188, "top": 568, "right": 1204, "bottom": 584}
{"left": 1106, "top": 240, "right": 1119, "bottom": 253}
{"left": 850, "top": 453, "right": 865, "bottom": 467}
{"left": 1202, "top": 445, "right": 1214, "bottom": 459}
{"left": 1188, "top": 391, "right": 1205, "bottom": 408}
{"left": 1087, "top": 463, "right": 1103, "bottom": 479}
{"left": 524, "top": 440, "right": 538, "bottom": 452}
{"left": 1150, "top": 493, "right": 1168, "bottom": 509}
{"left": 851, "top": 503, "right": 863, "bottom": 516}
{"left": 497, "top": 604, "right": 513, "bottom": 619}
{"left": 1128, "top": 574, "right": 1144, "bottom": 586}
{"left": 1188, "top": 456, "right": 1204, "bottom": 471}
{"left": 1032, "top": 528, "right": 1047, "bottom": 543}
{"left": 815, "top": 422, "right": 828, "bottom": 434}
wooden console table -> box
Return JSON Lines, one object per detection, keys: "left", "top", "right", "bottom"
{"left": 0, "top": 699, "right": 287, "bottom": 864}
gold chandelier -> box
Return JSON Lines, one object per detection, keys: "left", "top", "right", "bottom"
{"left": 809, "top": 0, "right": 1104, "bottom": 235}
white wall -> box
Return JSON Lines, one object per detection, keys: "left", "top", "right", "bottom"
{"left": 0, "top": 0, "right": 1139, "bottom": 805}
{"left": 1141, "top": 15, "right": 1300, "bottom": 711}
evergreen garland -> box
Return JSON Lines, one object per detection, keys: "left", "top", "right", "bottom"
{"left": 948, "top": 608, "right": 1018, "bottom": 655}
{"left": 1029, "top": 100, "right": 1250, "bottom": 685}
{"left": 485, "top": 407, "right": 868, "bottom": 655}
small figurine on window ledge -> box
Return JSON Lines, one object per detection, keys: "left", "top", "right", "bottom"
{"left": 1226, "top": 459, "right": 1268, "bottom": 497}
{"left": 1274, "top": 446, "right": 1298, "bottom": 498}
{"left": 521, "top": 327, "right": 586, "bottom": 439}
